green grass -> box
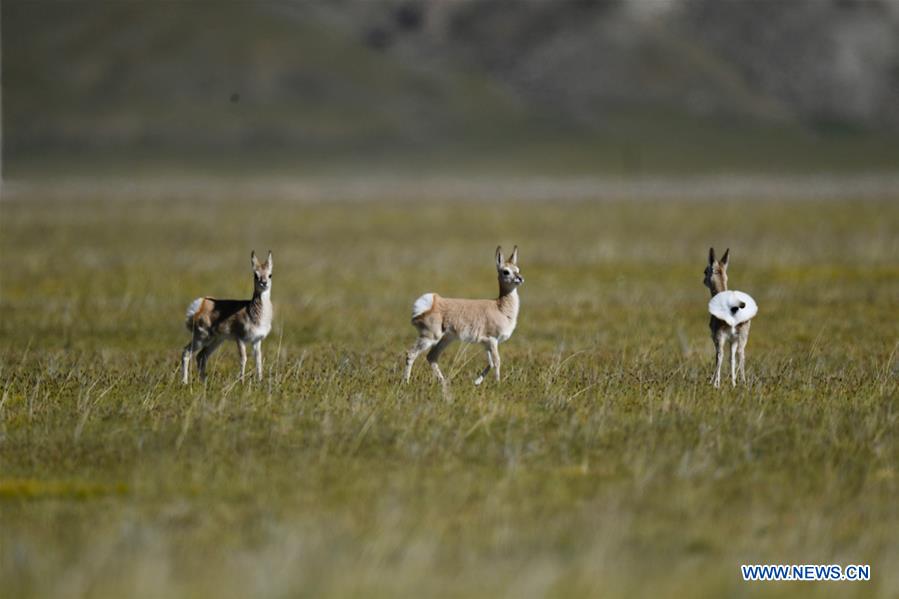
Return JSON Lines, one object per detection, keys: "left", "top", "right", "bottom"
{"left": 1, "top": 189, "right": 897, "bottom": 597}
{"left": 9, "top": 112, "right": 899, "bottom": 180}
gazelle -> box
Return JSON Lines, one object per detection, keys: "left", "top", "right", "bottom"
{"left": 181, "top": 251, "right": 274, "bottom": 384}
{"left": 704, "top": 247, "right": 758, "bottom": 388}
{"left": 403, "top": 246, "right": 524, "bottom": 386}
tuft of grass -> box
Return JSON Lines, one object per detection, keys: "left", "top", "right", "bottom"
{"left": 0, "top": 479, "right": 128, "bottom": 500}
{"left": 0, "top": 187, "right": 897, "bottom": 598}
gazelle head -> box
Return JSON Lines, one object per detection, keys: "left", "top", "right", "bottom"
{"left": 704, "top": 247, "right": 728, "bottom": 295}
{"left": 251, "top": 250, "right": 273, "bottom": 294}
{"left": 496, "top": 245, "right": 523, "bottom": 293}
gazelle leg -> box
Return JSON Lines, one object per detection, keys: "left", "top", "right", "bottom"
{"left": 237, "top": 340, "right": 248, "bottom": 381}
{"left": 196, "top": 338, "right": 223, "bottom": 382}
{"left": 474, "top": 342, "right": 494, "bottom": 386}
{"left": 182, "top": 338, "right": 204, "bottom": 384}
{"left": 426, "top": 335, "right": 454, "bottom": 384}
{"left": 711, "top": 342, "right": 723, "bottom": 388}
{"left": 253, "top": 340, "right": 263, "bottom": 382}
{"left": 730, "top": 342, "right": 738, "bottom": 388}
{"left": 403, "top": 337, "right": 436, "bottom": 383}
{"left": 182, "top": 343, "right": 192, "bottom": 385}
{"left": 489, "top": 339, "right": 501, "bottom": 382}
{"left": 738, "top": 338, "right": 748, "bottom": 384}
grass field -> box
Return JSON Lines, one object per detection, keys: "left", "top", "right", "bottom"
{"left": 1, "top": 186, "right": 897, "bottom": 597}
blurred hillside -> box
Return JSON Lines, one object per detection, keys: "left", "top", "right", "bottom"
{"left": 4, "top": 0, "right": 899, "bottom": 176}
{"left": 419, "top": 0, "right": 899, "bottom": 128}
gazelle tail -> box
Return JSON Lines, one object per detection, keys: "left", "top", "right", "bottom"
{"left": 709, "top": 290, "right": 758, "bottom": 326}
{"left": 411, "top": 293, "right": 435, "bottom": 319}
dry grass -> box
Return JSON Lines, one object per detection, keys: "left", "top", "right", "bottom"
{"left": 1, "top": 188, "right": 897, "bottom": 597}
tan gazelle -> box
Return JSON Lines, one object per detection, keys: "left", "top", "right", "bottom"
{"left": 181, "top": 251, "right": 274, "bottom": 384}
{"left": 403, "top": 246, "right": 524, "bottom": 386}
{"left": 704, "top": 247, "right": 758, "bottom": 388}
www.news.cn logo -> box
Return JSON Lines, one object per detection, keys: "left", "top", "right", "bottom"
{"left": 742, "top": 564, "right": 870, "bottom": 582}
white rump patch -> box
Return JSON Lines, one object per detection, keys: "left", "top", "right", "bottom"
{"left": 185, "top": 297, "right": 204, "bottom": 319}
{"left": 709, "top": 290, "right": 758, "bottom": 327}
{"left": 411, "top": 293, "right": 435, "bottom": 318}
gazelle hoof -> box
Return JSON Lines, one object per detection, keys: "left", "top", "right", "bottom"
{"left": 474, "top": 376, "right": 484, "bottom": 386}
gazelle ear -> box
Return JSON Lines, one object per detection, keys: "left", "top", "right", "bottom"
{"left": 265, "top": 250, "right": 273, "bottom": 269}
{"left": 495, "top": 246, "right": 504, "bottom": 269}
{"left": 708, "top": 247, "right": 715, "bottom": 265}
{"left": 510, "top": 245, "right": 518, "bottom": 266}
{"left": 251, "top": 250, "right": 260, "bottom": 269}
{"left": 721, "top": 248, "right": 730, "bottom": 266}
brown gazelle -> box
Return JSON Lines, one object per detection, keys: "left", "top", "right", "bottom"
{"left": 403, "top": 246, "right": 524, "bottom": 386}
{"left": 181, "top": 251, "right": 274, "bottom": 384}
{"left": 704, "top": 247, "right": 758, "bottom": 388}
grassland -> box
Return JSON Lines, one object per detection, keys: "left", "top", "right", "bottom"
{"left": 1, "top": 186, "right": 897, "bottom": 598}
